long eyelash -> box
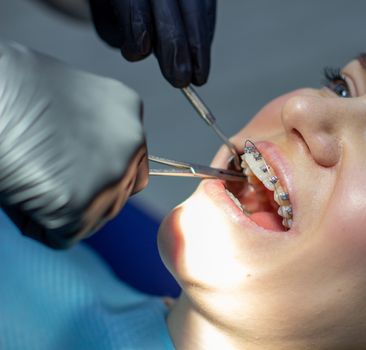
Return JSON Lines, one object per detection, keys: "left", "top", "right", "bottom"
{"left": 323, "top": 67, "right": 344, "bottom": 84}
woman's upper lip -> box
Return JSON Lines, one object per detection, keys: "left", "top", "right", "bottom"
{"left": 213, "top": 139, "right": 295, "bottom": 200}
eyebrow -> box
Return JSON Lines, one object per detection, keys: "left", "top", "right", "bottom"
{"left": 357, "top": 53, "right": 366, "bottom": 70}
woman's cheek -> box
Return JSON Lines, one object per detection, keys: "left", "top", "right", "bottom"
{"left": 322, "top": 179, "right": 366, "bottom": 264}
{"left": 158, "top": 190, "right": 250, "bottom": 290}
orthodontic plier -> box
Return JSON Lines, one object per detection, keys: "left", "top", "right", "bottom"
{"left": 148, "top": 155, "right": 246, "bottom": 182}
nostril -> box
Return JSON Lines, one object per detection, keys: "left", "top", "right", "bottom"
{"left": 281, "top": 93, "right": 342, "bottom": 168}
{"left": 291, "top": 128, "right": 311, "bottom": 154}
{"left": 292, "top": 127, "right": 340, "bottom": 168}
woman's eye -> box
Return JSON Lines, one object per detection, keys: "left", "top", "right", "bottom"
{"left": 323, "top": 67, "right": 351, "bottom": 98}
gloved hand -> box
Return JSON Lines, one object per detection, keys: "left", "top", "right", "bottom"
{"left": 89, "top": 0, "right": 217, "bottom": 88}
{"left": 0, "top": 40, "right": 148, "bottom": 249}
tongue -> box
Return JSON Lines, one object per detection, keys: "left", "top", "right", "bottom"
{"left": 227, "top": 178, "right": 285, "bottom": 231}
{"left": 249, "top": 212, "right": 284, "bottom": 231}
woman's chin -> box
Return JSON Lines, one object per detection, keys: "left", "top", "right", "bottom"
{"left": 158, "top": 188, "right": 254, "bottom": 289}
{"left": 158, "top": 204, "right": 186, "bottom": 280}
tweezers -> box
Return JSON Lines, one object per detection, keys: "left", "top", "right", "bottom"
{"left": 181, "top": 85, "right": 241, "bottom": 169}
{"left": 149, "top": 155, "right": 246, "bottom": 182}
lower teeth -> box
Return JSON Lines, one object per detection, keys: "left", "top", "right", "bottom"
{"left": 225, "top": 189, "right": 244, "bottom": 212}
{"left": 225, "top": 189, "right": 251, "bottom": 216}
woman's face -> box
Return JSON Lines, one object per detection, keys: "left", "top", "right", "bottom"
{"left": 158, "top": 57, "right": 366, "bottom": 345}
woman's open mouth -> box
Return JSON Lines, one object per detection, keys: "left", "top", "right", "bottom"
{"left": 224, "top": 140, "right": 293, "bottom": 232}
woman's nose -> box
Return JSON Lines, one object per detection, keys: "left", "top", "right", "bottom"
{"left": 282, "top": 94, "right": 342, "bottom": 167}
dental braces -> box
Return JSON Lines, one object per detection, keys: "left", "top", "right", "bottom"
{"left": 242, "top": 140, "right": 293, "bottom": 229}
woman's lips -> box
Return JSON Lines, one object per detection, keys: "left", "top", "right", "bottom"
{"left": 200, "top": 140, "right": 297, "bottom": 235}
{"left": 201, "top": 179, "right": 281, "bottom": 234}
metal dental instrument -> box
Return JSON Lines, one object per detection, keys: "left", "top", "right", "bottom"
{"left": 149, "top": 155, "right": 246, "bottom": 182}
{"left": 181, "top": 85, "right": 241, "bottom": 170}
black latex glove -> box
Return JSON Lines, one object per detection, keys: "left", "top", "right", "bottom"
{"left": 0, "top": 40, "right": 148, "bottom": 249}
{"left": 89, "top": 0, "right": 217, "bottom": 88}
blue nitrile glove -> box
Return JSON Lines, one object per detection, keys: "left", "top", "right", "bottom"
{"left": 0, "top": 40, "right": 148, "bottom": 249}
{"left": 89, "top": 0, "right": 217, "bottom": 88}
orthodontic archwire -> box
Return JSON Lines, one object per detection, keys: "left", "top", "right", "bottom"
{"left": 242, "top": 140, "right": 292, "bottom": 226}
{"left": 244, "top": 140, "right": 279, "bottom": 185}
{"left": 181, "top": 85, "right": 241, "bottom": 170}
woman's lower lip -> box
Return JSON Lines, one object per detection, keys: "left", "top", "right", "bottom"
{"left": 202, "top": 179, "right": 245, "bottom": 216}
{"left": 201, "top": 179, "right": 295, "bottom": 235}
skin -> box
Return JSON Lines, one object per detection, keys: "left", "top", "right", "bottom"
{"left": 158, "top": 57, "right": 366, "bottom": 350}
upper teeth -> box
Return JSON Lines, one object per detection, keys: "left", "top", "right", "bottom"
{"left": 241, "top": 148, "right": 293, "bottom": 229}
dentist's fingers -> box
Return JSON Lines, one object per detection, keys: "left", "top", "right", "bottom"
{"left": 111, "top": 0, "right": 154, "bottom": 61}
{"left": 178, "top": 0, "right": 217, "bottom": 85}
{"left": 150, "top": 0, "right": 192, "bottom": 88}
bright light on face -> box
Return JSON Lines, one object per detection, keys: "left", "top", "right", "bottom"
{"left": 178, "top": 190, "right": 249, "bottom": 289}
